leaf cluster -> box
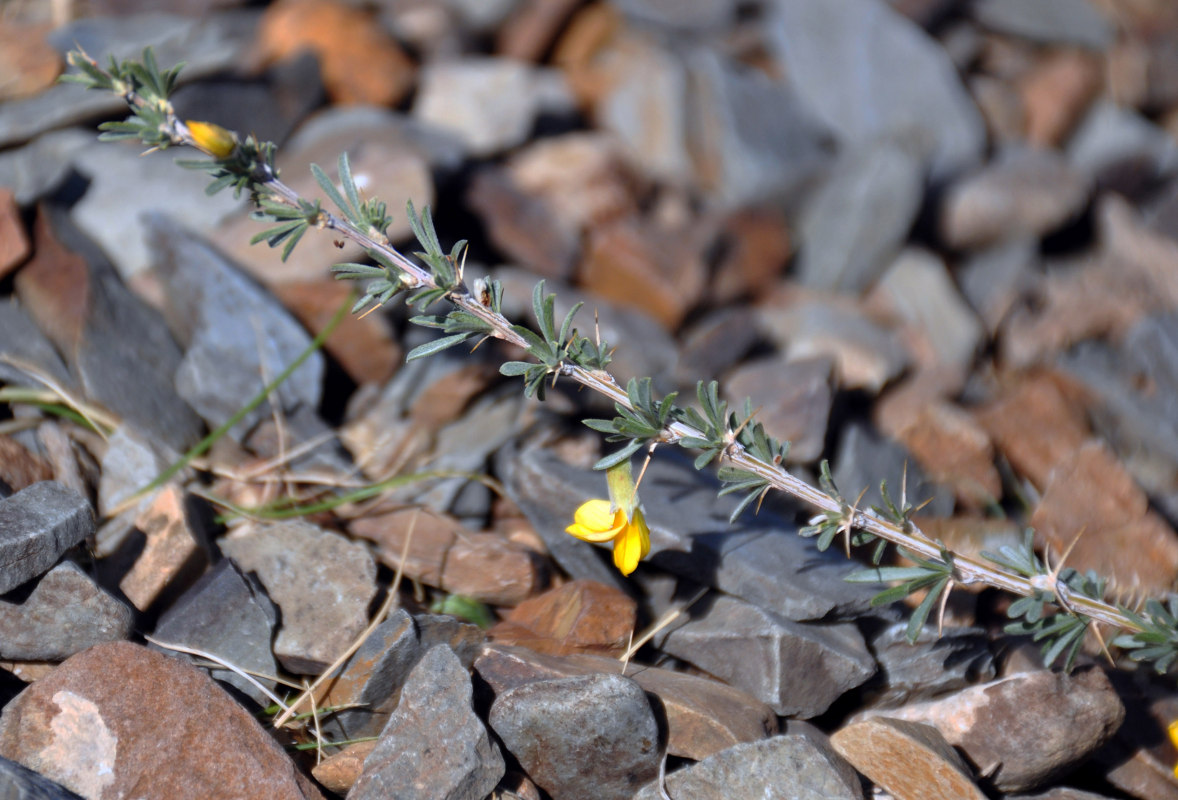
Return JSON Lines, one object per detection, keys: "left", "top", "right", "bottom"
{"left": 499, "top": 282, "right": 584, "bottom": 399}
{"left": 584, "top": 378, "right": 677, "bottom": 469}
{"left": 62, "top": 48, "right": 183, "bottom": 151}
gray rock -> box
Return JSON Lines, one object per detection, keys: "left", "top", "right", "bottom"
{"left": 413, "top": 58, "right": 572, "bottom": 157}
{"left": 0, "top": 561, "right": 132, "bottom": 661}
{"left": 634, "top": 727, "right": 865, "bottom": 800}
{"left": 414, "top": 613, "right": 486, "bottom": 670}
{"left": 675, "top": 307, "right": 762, "bottom": 388}
{"left": 350, "top": 645, "right": 504, "bottom": 800}
{"left": 143, "top": 213, "right": 324, "bottom": 441}
{"left": 754, "top": 299, "right": 910, "bottom": 394}
{"left": 940, "top": 146, "right": 1091, "bottom": 250}
{"left": 972, "top": 0, "right": 1112, "bottom": 49}
{"left": 0, "top": 300, "right": 73, "bottom": 391}
{"left": 832, "top": 422, "right": 955, "bottom": 519}
{"left": 70, "top": 140, "right": 246, "bottom": 282}
{"left": 865, "top": 622, "right": 995, "bottom": 707}
{"left": 796, "top": 137, "right": 927, "bottom": 292}
{"left": 489, "top": 673, "right": 659, "bottom": 800}
{"left": 0, "top": 482, "right": 92, "bottom": 595}
{"left": 1069, "top": 100, "right": 1178, "bottom": 197}
{"left": 317, "top": 610, "right": 422, "bottom": 741}
{"left": 0, "top": 129, "right": 92, "bottom": 206}
{"left": 96, "top": 426, "right": 177, "bottom": 521}
{"left": 613, "top": 0, "right": 739, "bottom": 31}
{"left": 724, "top": 355, "right": 833, "bottom": 464}
{"left": 766, "top": 0, "right": 985, "bottom": 181}
{"left": 501, "top": 442, "right": 877, "bottom": 620}
{"left": 151, "top": 559, "right": 279, "bottom": 706}
{"left": 876, "top": 248, "right": 984, "bottom": 369}
{"left": 0, "top": 12, "right": 253, "bottom": 148}
{"left": 686, "top": 48, "right": 833, "bottom": 208}
{"left": 220, "top": 520, "right": 377, "bottom": 674}
{"left": 659, "top": 594, "right": 876, "bottom": 717}
{"left": 958, "top": 238, "right": 1039, "bottom": 333}
{"left": 0, "top": 755, "right": 86, "bottom": 800}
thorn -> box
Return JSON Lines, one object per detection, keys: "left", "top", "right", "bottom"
{"left": 841, "top": 488, "right": 869, "bottom": 559}
{"left": 937, "top": 580, "right": 954, "bottom": 637}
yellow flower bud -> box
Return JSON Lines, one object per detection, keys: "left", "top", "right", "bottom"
{"left": 185, "top": 120, "right": 237, "bottom": 158}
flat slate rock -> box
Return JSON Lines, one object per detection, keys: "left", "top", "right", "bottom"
{"left": 634, "top": 726, "right": 865, "bottom": 800}
{"left": 350, "top": 645, "right": 504, "bottom": 800}
{"left": 150, "top": 558, "right": 279, "bottom": 706}
{"left": 489, "top": 672, "right": 659, "bottom": 800}
{"left": 0, "top": 561, "right": 132, "bottom": 661}
{"left": 0, "top": 482, "right": 92, "bottom": 595}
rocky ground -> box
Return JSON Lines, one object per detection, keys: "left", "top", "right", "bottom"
{"left": 2, "top": 0, "right": 1178, "bottom": 798}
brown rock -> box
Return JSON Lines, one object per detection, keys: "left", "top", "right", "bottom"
{"left": 491, "top": 580, "right": 636, "bottom": 657}
{"left": 710, "top": 206, "right": 792, "bottom": 304}
{"left": 0, "top": 435, "right": 52, "bottom": 493}
{"left": 498, "top": 0, "right": 585, "bottom": 61}
{"left": 466, "top": 167, "right": 580, "bottom": 280}
{"left": 0, "top": 641, "right": 325, "bottom": 800}
{"left": 831, "top": 716, "right": 986, "bottom": 800}
{"left": 891, "top": 401, "right": 1001, "bottom": 508}
{"left": 1031, "top": 440, "right": 1178, "bottom": 595}
{"left": 120, "top": 485, "right": 208, "bottom": 612}
{"left": 1019, "top": 48, "right": 1103, "bottom": 147}
{"left": 474, "top": 644, "right": 776, "bottom": 761}
{"left": 311, "top": 739, "right": 377, "bottom": 794}
{"left": 0, "top": 188, "right": 30, "bottom": 278}
{"left": 15, "top": 209, "right": 89, "bottom": 354}
{"left": 0, "top": 23, "right": 60, "bottom": 102}
{"left": 408, "top": 363, "right": 497, "bottom": 429}
{"left": 552, "top": 2, "right": 625, "bottom": 108}
{"left": 974, "top": 370, "right": 1092, "bottom": 490}
{"left": 274, "top": 279, "right": 401, "bottom": 386}
{"left": 724, "top": 356, "right": 833, "bottom": 464}
{"left": 254, "top": 0, "right": 415, "bottom": 106}
{"left": 874, "top": 366, "right": 968, "bottom": 437}
{"left": 911, "top": 515, "right": 1024, "bottom": 571}
{"left": 872, "top": 667, "right": 1124, "bottom": 793}
{"left": 580, "top": 218, "right": 708, "bottom": 331}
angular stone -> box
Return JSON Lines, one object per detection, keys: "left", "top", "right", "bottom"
{"left": 220, "top": 520, "right": 377, "bottom": 674}
{"left": 0, "top": 642, "right": 325, "bottom": 800}
{"left": 0, "top": 299, "right": 72, "bottom": 393}
{"left": 313, "top": 609, "right": 421, "bottom": 741}
{"left": 489, "top": 672, "right": 658, "bottom": 800}
{"left": 0, "top": 561, "right": 132, "bottom": 661}
{"left": 1019, "top": 48, "right": 1102, "bottom": 147}
{"left": 151, "top": 559, "right": 279, "bottom": 706}
{"left": 709, "top": 206, "right": 792, "bottom": 304}
{"left": 755, "top": 290, "right": 910, "bottom": 393}
{"left": 17, "top": 210, "right": 203, "bottom": 453}
{"left": 940, "top": 147, "right": 1090, "bottom": 250}
{"left": 661, "top": 594, "right": 876, "bottom": 718}
{"left": 415, "top": 614, "right": 486, "bottom": 670}
{"left": 119, "top": 485, "right": 208, "bottom": 612}
{"left": 500, "top": 442, "right": 878, "bottom": 620}
{"left": 0, "top": 754, "right": 86, "bottom": 800}
{"left": 0, "top": 482, "right": 92, "bottom": 595}
{"left": 580, "top": 216, "right": 708, "bottom": 330}
{"left": 832, "top": 717, "right": 986, "bottom": 800}
{"left": 874, "top": 667, "right": 1124, "bottom": 792}
{"left": 0, "top": 128, "right": 92, "bottom": 207}
{"left": 873, "top": 248, "right": 984, "bottom": 370}
{"left": 0, "top": 435, "right": 52, "bottom": 496}
{"left": 0, "top": 188, "right": 29, "bottom": 278}
{"left": 766, "top": 0, "right": 984, "bottom": 180}
{"left": 724, "top": 356, "right": 833, "bottom": 464}
{"left": 350, "top": 645, "right": 504, "bottom": 800}
{"left": 686, "top": 47, "right": 833, "bottom": 206}
{"left": 467, "top": 167, "right": 580, "bottom": 280}
{"left": 796, "top": 137, "right": 926, "bottom": 293}
{"left": 144, "top": 213, "right": 324, "bottom": 441}
{"left": 865, "top": 622, "right": 995, "bottom": 707}
{"left": 675, "top": 308, "right": 763, "bottom": 386}
{"left": 635, "top": 727, "right": 864, "bottom": 800}
{"left": 1030, "top": 440, "right": 1178, "bottom": 595}
{"left": 254, "top": 0, "right": 415, "bottom": 106}
{"left": 972, "top": 0, "right": 1112, "bottom": 49}
{"left": 311, "top": 739, "right": 375, "bottom": 795}
{"left": 492, "top": 580, "right": 636, "bottom": 657}
{"left": 888, "top": 401, "right": 1001, "bottom": 508}
{"left": 475, "top": 643, "right": 775, "bottom": 761}
{"left": 414, "top": 58, "right": 570, "bottom": 157}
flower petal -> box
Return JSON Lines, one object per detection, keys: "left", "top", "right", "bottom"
{"left": 612, "top": 511, "right": 651, "bottom": 576}
{"left": 566, "top": 499, "right": 625, "bottom": 542}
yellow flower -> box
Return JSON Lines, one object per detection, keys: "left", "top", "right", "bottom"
{"left": 565, "top": 460, "right": 651, "bottom": 576}
{"left": 185, "top": 120, "right": 237, "bottom": 158}
{"left": 1170, "top": 719, "right": 1178, "bottom": 777}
